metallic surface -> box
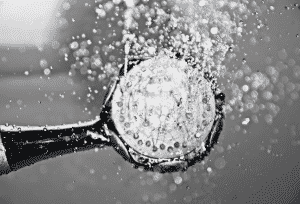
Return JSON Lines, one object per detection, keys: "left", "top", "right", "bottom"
{"left": 0, "top": 134, "right": 10, "bottom": 175}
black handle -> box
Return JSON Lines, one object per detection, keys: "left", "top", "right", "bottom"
{"left": 0, "top": 119, "right": 109, "bottom": 175}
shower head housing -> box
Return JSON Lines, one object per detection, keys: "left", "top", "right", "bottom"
{"left": 100, "top": 51, "right": 225, "bottom": 173}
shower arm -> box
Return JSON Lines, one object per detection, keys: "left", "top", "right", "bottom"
{"left": 0, "top": 118, "right": 109, "bottom": 176}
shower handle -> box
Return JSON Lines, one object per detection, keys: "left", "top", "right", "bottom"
{"left": 0, "top": 119, "right": 109, "bottom": 176}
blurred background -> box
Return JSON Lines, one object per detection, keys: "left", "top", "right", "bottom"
{"left": 0, "top": 0, "right": 300, "bottom": 204}
{"left": 0, "top": 0, "right": 104, "bottom": 125}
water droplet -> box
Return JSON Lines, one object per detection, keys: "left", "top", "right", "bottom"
{"left": 126, "top": 82, "right": 132, "bottom": 87}
{"left": 185, "top": 112, "right": 193, "bottom": 119}
{"left": 290, "top": 92, "right": 299, "bottom": 101}
{"left": 214, "top": 157, "right": 226, "bottom": 169}
{"left": 210, "top": 27, "right": 219, "bottom": 35}
{"left": 146, "top": 141, "right": 151, "bottom": 147}
{"left": 138, "top": 140, "right": 143, "bottom": 145}
{"left": 241, "top": 118, "right": 250, "bottom": 125}
{"left": 174, "top": 176, "right": 183, "bottom": 184}
{"left": 117, "top": 102, "right": 123, "bottom": 107}
{"left": 143, "top": 120, "right": 150, "bottom": 127}
{"left": 264, "top": 114, "right": 273, "bottom": 125}
{"left": 288, "top": 58, "right": 296, "bottom": 67}
{"left": 119, "top": 116, "right": 125, "bottom": 122}
{"left": 133, "top": 133, "right": 139, "bottom": 139}
{"left": 124, "top": 122, "right": 130, "bottom": 128}
{"left": 249, "top": 36, "right": 257, "bottom": 45}
{"left": 195, "top": 132, "right": 201, "bottom": 138}
{"left": 199, "top": 0, "right": 207, "bottom": 7}
{"left": 44, "top": 68, "right": 51, "bottom": 76}
{"left": 206, "top": 104, "right": 211, "bottom": 111}
{"left": 262, "top": 91, "right": 273, "bottom": 100}
{"left": 160, "top": 143, "right": 165, "bottom": 150}
{"left": 202, "top": 120, "right": 209, "bottom": 126}
{"left": 167, "top": 146, "right": 173, "bottom": 153}
{"left": 89, "top": 169, "right": 95, "bottom": 174}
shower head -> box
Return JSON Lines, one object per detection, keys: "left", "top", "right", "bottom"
{"left": 98, "top": 50, "right": 225, "bottom": 172}
{"left": 0, "top": 50, "right": 225, "bottom": 175}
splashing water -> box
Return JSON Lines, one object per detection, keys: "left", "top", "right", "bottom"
{"left": 1, "top": 0, "right": 300, "bottom": 204}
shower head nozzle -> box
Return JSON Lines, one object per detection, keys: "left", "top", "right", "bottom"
{"left": 102, "top": 51, "right": 224, "bottom": 172}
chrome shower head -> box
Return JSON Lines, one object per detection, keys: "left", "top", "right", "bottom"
{"left": 0, "top": 51, "right": 225, "bottom": 175}
{"left": 101, "top": 51, "right": 225, "bottom": 172}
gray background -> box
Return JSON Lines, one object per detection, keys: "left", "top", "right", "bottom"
{"left": 0, "top": 0, "right": 300, "bottom": 204}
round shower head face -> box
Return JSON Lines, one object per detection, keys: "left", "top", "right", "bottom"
{"left": 108, "top": 52, "right": 221, "bottom": 171}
